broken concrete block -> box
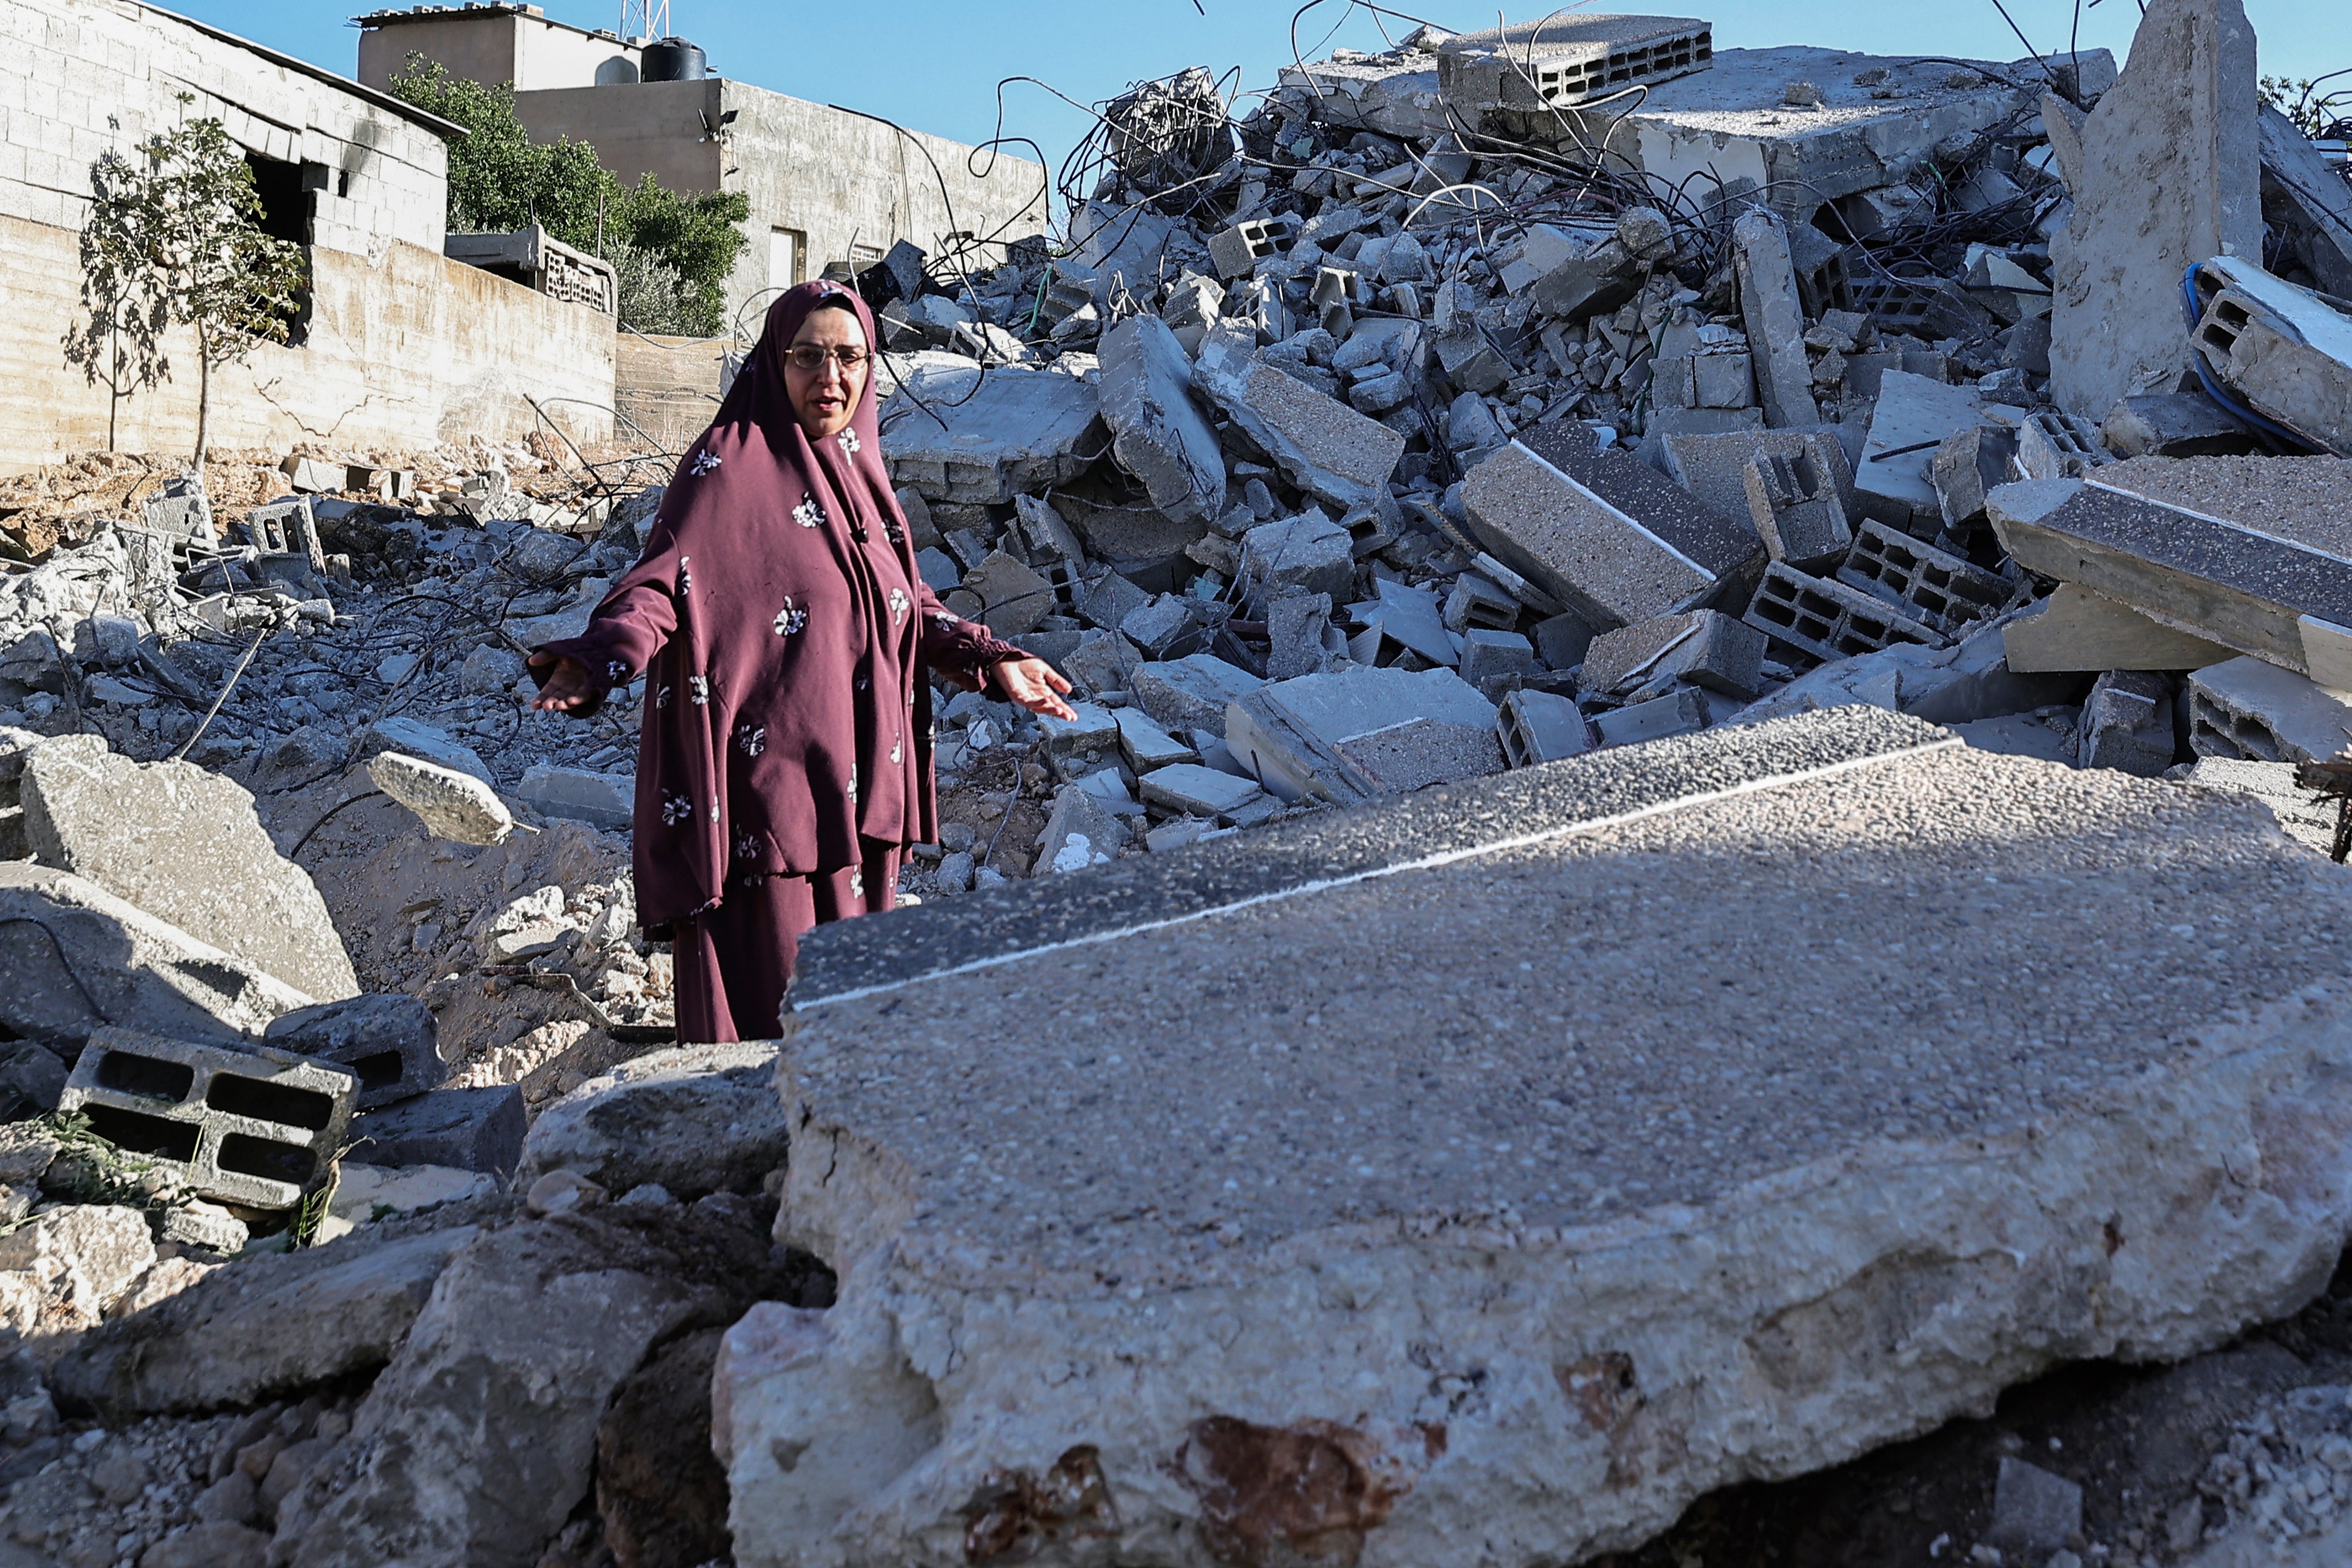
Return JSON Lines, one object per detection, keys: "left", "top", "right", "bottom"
{"left": 1461, "top": 419, "right": 1761, "bottom": 630}
{"left": 0, "top": 862, "right": 311, "bottom": 1047}
{"left": 1660, "top": 427, "right": 1855, "bottom": 524}
{"left": 1036, "top": 703, "right": 1123, "bottom": 769}
{"left": 1194, "top": 337, "right": 1408, "bottom": 518}
{"left": 1075, "top": 569, "right": 1153, "bottom": 636}
{"left": 2050, "top": 0, "right": 2261, "bottom": 421}
{"left": 1226, "top": 665, "right": 1502, "bottom": 803}
{"left": 1114, "top": 706, "right": 1195, "bottom": 771}
{"left": 879, "top": 361, "right": 1104, "bottom": 504}
{"left": 1594, "top": 685, "right": 1711, "bottom": 746}
{"left": 1856, "top": 371, "right": 1988, "bottom": 531}
{"left": 1585, "top": 611, "right": 1766, "bottom": 699}
{"left": 58, "top": 1028, "right": 357, "bottom": 1210}
{"left": 1837, "top": 519, "right": 2013, "bottom": 634}
{"left": 263, "top": 994, "right": 445, "bottom": 1111}
{"left": 1436, "top": 15, "right": 1713, "bottom": 119}
{"left": 140, "top": 477, "right": 212, "bottom": 543}
{"left": 1130, "top": 654, "right": 1264, "bottom": 737}
{"left": 1120, "top": 595, "right": 1209, "bottom": 660}
{"left": 2016, "top": 407, "right": 2111, "bottom": 481}
{"left": 363, "top": 717, "right": 492, "bottom": 787}
{"left": 368, "top": 751, "right": 513, "bottom": 846}
{"left": 1208, "top": 217, "right": 1288, "bottom": 280}
{"left": 2189, "top": 255, "right": 2352, "bottom": 456}
{"left": 2077, "top": 669, "right": 2179, "bottom": 774}
{"left": 1744, "top": 447, "right": 1853, "bottom": 569}
{"left": 0, "top": 1205, "right": 153, "bottom": 1342}
{"left": 1138, "top": 763, "right": 1267, "bottom": 821}
{"left": 964, "top": 551, "right": 1056, "bottom": 638}
{"left": 349, "top": 1086, "right": 527, "bottom": 1177}
{"left": 1444, "top": 572, "right": 1522, "bottom": 634}
{"left": 1745, "top": 561, "right": 1943, "bottom": 667}
{"left": 1498, "top": 687, "right": 1594, "bottom": 765}
{"left": 22, "top": 743, "right": 358, "bottom": 1004}
{"left": 1277, "top": 52, "right": 1449, "bottom": 141}
{"left": 2187, "top": 656, "right": 2352, "bottom": 762}
{"left": 1035, "top": 784, "right": 1128, "bottom": 874}
{"left": 1986, "top": 471, "right": 2352, "bottom": 677}
{"left": 53, "top": 1226, "right": 477, "bottom": 1417}
{"left": 1931, "top": 424, "right": 2019, "bottom": 532}
{"left": 1988, "top": 1457, "right": 2085, "bottom": 1553}
{"left": 1459, "top": 628, "right": 1536, "bottom": 692}
{"left": 1242, "top": 509, "right": 1356, "bottom": 603}
{"left": 1098, "top": 315, "right": 1227, "bottom": 529}
{"left": 520, "top": 1042, "right": 788, "bottom": 1199}
{"left": 2002, "top": 584, "right": 2235, "bottom": 673}
{"left": 1265, "top": 592, "right": 1339, "bottom": 681}
{"left": 1063, "top": 630, "right": 1146, "bottom": 698}
{"left": 1733, "top": 208, "right": 1820, "bottom": 429}
{"left": 514, "top": 764, "right": 633, "bottom": 833}
{"left": 2101, "top": 392, "right": 2259, "bottom": 458}
{"left": 750, "top": 707, "right": 2352, "bottom": 1568}
{"left": 2259, "top": 103, "right": 2352, "bottom": 301}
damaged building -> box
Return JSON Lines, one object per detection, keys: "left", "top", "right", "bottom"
{"left": 12, "top": 0, "right": 2352, "bottom": 1565}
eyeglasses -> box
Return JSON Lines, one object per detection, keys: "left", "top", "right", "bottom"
{"left": 785, "top": 345, "right": 871, "bottom": 373}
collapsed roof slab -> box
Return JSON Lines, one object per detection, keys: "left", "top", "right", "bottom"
{"left": 1524, "top": 46, "right": 2111, "bottom": 221}
{"left": 877, "top": 362, "right": 1105, "bottom": 506}
{"left": 724, "top": 707, "right": 2352, "bottom": 1567}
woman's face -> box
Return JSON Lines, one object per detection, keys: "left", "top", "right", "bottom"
{"left": 784, "top": 304, "right": 870, "bottom": 440}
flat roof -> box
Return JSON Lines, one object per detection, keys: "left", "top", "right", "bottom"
{"left": 130, "top": 0, "right": 469, "bottom": 139}
{"left": 352, "top": 3, "right": 631, "bottom": 45}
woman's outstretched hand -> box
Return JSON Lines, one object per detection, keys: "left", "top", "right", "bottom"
{"left": 528, "top": 652, "right": 599, "bottom": 714}
{"left": 992, "top": 656, "right": 1077, "bottom": 722}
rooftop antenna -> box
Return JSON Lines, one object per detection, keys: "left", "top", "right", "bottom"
{"left": 621, "top": 0, "right": 668, "bottom": 43}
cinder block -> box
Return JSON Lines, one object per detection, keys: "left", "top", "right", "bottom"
{"left": 262, "top": 994, "right": 445, "bottom": 1110}
{"left": 1584, "top": 610, "right": 1766, "bottom": 699}
{"left": 1836, "top": 519, "right": 2011, "bottom": 634}
{"left": 1593, "top": 687, "right": 1710, "bottom": 748}
{"left": 1743, "top": 448, "right": 1852, "bottom": 570}
{"left": 1498, "top": 688, "right": 1592, "bottom": 765}
{"left": 1744, "top": 561, "right": 1943, "bottom": 668}
{"left": 2188, "top": 656, "right": 2352, "bottom": 764}
{"left": 59, "top": 1028, "right": 357, "bottom": 1210}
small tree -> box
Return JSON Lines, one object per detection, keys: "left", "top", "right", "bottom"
{"left": 66, "top": 97, "right": 308, "bottom": 466}
{"left": 63, "top": 139, "right": 172, "bottom": 452}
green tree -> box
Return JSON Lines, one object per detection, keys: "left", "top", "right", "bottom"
{"left": 2262, "top": 71, "right": 2352, "bottom": 142}
{"left": 389, "top": 56, "right": 749, "bottom": 335}
{"left": 64, "top": 97, "right": 308, "bottom": 465}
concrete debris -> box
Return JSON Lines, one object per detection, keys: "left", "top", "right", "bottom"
{"left": 260, "top": 994, "right": 445, "bottom": 1110}
{"left": 2188, "top": 254, "right": 2352, "bottom": 455}
{"left": 1227, "top": 664, "right": 1501, "bottom": 802}
{"left": 366, "top": 749, "right": 514, "bottom": 845}
{"left": 350, "top": 1086, "right": 528, "bottom": 1177}
{"left": 513, "top": 762, "right": 634, "bottom": 831}
{"left": 1098, "top": 315, "right": 1228, "bottom": 527}
{"left": 517, "top": 1041, "right": 790, "bottom": 1200}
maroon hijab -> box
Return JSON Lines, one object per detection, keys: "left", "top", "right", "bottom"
{"left": 537, "top": 281, "right": 1021, "bottom": 928}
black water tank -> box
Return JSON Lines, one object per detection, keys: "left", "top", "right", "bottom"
{"left": 640, "top": 37, "right": 707, "bottom": 81}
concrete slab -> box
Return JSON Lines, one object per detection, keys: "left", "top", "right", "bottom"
{"left": 1659, "top": 427, "right": 1852, "bottom": 524}
{"left": 2003, "top": 584, "right": 2237, "bottom": 673}
{"left": 738, "top": 706, "right": 2352, "bottom": 1568}
{"left": 2187, "top": 656, "right": 2352, "bottom": 762}
{"left": 22, "top": 743, "right": 358, "bottom": 1004}
{"left": 1278, "top": 51, "right": 1450, "bottom": 140}
{"left": 1856, "top": 372, "right": 1987, "bottom": 530}
{"left": 1195, "top": 338, "right": 1407, "bottom": 519}
{"left": 514, "top": 765, "right": 632, "bottom": 833}
{"left": 879, "top": 364, "right": 1104, "bottom": 506}
{"left": 1099, "top": 315, "right": 1227, "bottom": 529}
{"left": 1227, "top": 666, "right": 1501, "bottom": 804}
{"left": 1131, "top": 655, "right": 1266, "bottom": 738}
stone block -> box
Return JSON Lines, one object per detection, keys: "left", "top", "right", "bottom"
{"left": 263, "top": 994, "right": 445, "bottom": 1110}
{"left": 1098, "top": 315, "right": 1227, "bottom": 529}
{"left": 750, "top": 708, "right": 2351, "bottom": 1568}
{"left": 0, "top": 1205, "right": 152, "bottom": 1342}
{"left": 1459, "top": 628, "right": 1536, "bottom": 691}
{"left": 140, "top": 477, "right": 212, "bottom": 543}
{"left": 1444, "top": 573, "right": 1522, "bottom": 634}
{"left": 349, "top": 1086, "right": 528, "bottom": 1177}
{"left": 1660, "top": 427, "right": 1854, "bottom": 526}
{"left": 2076, "top": 669, "right": 2179, "bottom": 774}
{"left": 58, "top": 1028, "right": 357, "bottom": 1210}
{"left": 1498, "top": 687, "right": 1594, "bottom": 765}
{"left": 1733, "top": 208, "right": 1820, "bottom": 428}
{"left": 368, "top": 751, "right": 513, "bottom": 846}
{"left": 878, "top": 363, "right": 1104, "bottom": 505}
{"left": 964, "top": 551, "right": 1056, "bottom": 638}
{"left": 2051, "top": 0, "right": 2262, "bottom": 421}
{"left": 1461, "top": 418, "right": 1761, "bottom": 630}
{"left": 513, "top": 764, "right": 633, "bottom": 833}
{"left": 1226, "top": 665, "right": 1502, "bottom": 803}
{"left": 1837, "top": 519, "right": 2013, "bottom": 635}
{"left": 1209, "top": 218, "right": 1288, "bottom": 280}
{"left": 1114, "top": 706, "right": 1195, "bottom": 771}
{"left": 1856, "top": 371, "right": 1987, "bottom": 530}
{"left": 1693, "top": 350, "right": 1756, "bottom": 409}
{"left": 2101, "top": 392, "right": 2261, "bottom": 458}
{"left": 1745, "top": 561, "right": 1944, "bottom": 667}
{"left": 1242, "top": 509, "right": 1356, "bottom": 603}
{"left": 1194, "top": 337, "right": 1407, "bottom": 518}
{"left": 2187, "top": 656, "right": 2352, "bottom": 763}
{"left": 1584, "top": 610, "right": 1766, "bottom": 699}
{"left": 520, "top": 1042, "right": 789, "bottom": 1199}
{"left": 2015, "top": 407, "right": 2111, "bottom": 481}
{"left": 1036, "top": 703, "right": 1122, "bottom": 766}
{"left": 1744, "top": 447, "right": 1853, "bottom": 569}
{"left": 1076, "top": 569, "right": 1154, "bottom": 636}
{"left": 1265, "top": 592, "right": 1339, "bottom": 681}
{"left": 1131, "top": 654, "right": 1265, "bottom": 737}
{"left": 362, "top": 717, "right": 493, "bottom": 787}
{"left": 1120, "top": 595, "right": 1210, "bottom": 660}
{"left": 1594, "top": 686, "right": 1712, "bottom": 746}
{"left": 2002, "top": 585, "right": 2235, "bottom": 673}
{"left": 22, "top": 743, "right": 358, "bottom": 1004}
{"left": 1063, "top": 630, "right": 1146, "bottom": 698}
{"left": 1138, "top": 762, "right": 1267, "bottom": 821}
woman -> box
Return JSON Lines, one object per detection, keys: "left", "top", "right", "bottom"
{"left": 529, "top": 281, "right": 1075, "bottom": 1042}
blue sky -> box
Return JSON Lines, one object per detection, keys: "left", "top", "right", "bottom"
{"left": 175, "top": 0, "right": 2352, "bottom": 181}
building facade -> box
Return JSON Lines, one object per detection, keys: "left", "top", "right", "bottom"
{"left": 0, "top": 0, "right": 616, "bottom": 471}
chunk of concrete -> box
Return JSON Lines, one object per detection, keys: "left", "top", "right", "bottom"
{"left": 2003, "top": 585, "right": 2236, "bottom": 673}
{"left": 362, "top": 717, "right": 493, "bottom": 788}
{"left": 1194, "top": 338, "right": 1407, "bottom": 518}
{"left": 1459, "top": 629, "right": 1537, "bottom": 692}
{"left": 1733, "top": 208, "right": 1820, "bottom": 429}
{"left": 366, "top": 751, "right": 513, "bottom": 846}
{"left": 1497, "top": 687, "right": 1594, "bottom": 765}
{"left": 1856, "top": 371, "right": 1988, "bottom": 530}
{"left": 1931, "top": 424, "right": 2019, "bottom": 532}
{"left": 1737, "top": 619, "right": 2078, "bottom": 728}
{"left": 1744, "top": 561, "right": 1944, "bottom": 667}
{"left": 1359, "top": 578, "right": 1460, "bottom": 667}
{"left": 2188, "top": 255, "right": 2352, "bottom": 456}
{"left": 22, "top": 744, "right": 358, "bottom": 1003}
{"left": 263, "top": 994, "right": 445, "bottom": 1110}
{"left": 2050, "top": 0, "right": 2262, "bottom": 421}
{"left": 1744, "top": 447, "right": 1853, "bottom": 569}
{"left": 2187, "top": 656, "right": 2352, "bottom": 762}
{"left": 1131, "top": 654, "right": 1266, "bottom": 738}
{"left": 1660, "top": 427, "right": 1855, "bottom": 524}
{"left": 744, "top": 706, "right": 2352, "bottom": 1568}
{"left": 1584, "top": 611, "right": 1766, "bottom": 699}
{"left": 0, "top": 862, "right": 314, "bottom": 1046}
{"left": 51, "top": 1226, "right": 478, "bottom": 1417}
{"left": 1435, "top": 15, "right": 1713, "bottom": 120}
{"left": 1242, "top": 510, "right": 1355, "bottom": 603}
{"left": 349, "top": 1086, "right": 527, "bottom": 1178}
{"left": 877, "top": 361, "right": 1104, "bottom": 505}
{"left": 1033, "top": 785, "right": 1128, "bottom": 875}
{"left": 2077, "top": 669, "right": 2180, "bottom": 774}
{"left": 1989, "top": 1456, "right": 2085, "bottom": 1553}
{"left": 520, "top": 1042, "right": 789, "bottom": 1199}
{"left": 511, "top": 764, "right": 632, "bottom": 833}
{"left": 1594, "top": 686, "right": 1712, "bottom": 746}
{"left": 0, "top": 1205, "right": 152, "bottom": 1342}
{"left": 1099, "top": 315, "right": 1227, "bottom": 528}
{"left": 1138, "top": 763, "right": 1268, "bottom": 820}
{"left": 1462, "top": 420, "right": 1761, "bottom": 630}
{"left": 2259, "top": 103, "right": 2352, "bottom": 302}
{"left": 1114, "top": 706, "right": 1195, "bottom": 771}
{"left": 1265, "top": 592, "right": 1340, "bottom": 681}
{"left": 964, "top": 551, "right": 1056, "bottom": 638}
{"left": 1837, "top": 519, "right": 2013, "bottom": 635}
{"left": 1226, "top": 665, "right": 1502, "bottom": 803}
{"left": 2102, "top": 392, "right": 2260, "bottom": 458}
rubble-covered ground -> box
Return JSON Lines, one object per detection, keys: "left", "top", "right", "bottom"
{"left": 6, "top": 4, "right": 2352, "bottom": 1565}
